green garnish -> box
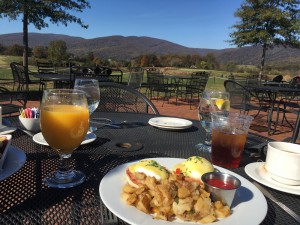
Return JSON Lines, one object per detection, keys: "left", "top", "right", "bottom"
{"left": 145, "top": 160, "right": 165, "bottom": 171}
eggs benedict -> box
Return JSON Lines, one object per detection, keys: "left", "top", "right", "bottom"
{"left": 126, "top": 159, "right": 170, "bottom": 188}
{"left": 173, "top": 156, "right": 214, "bottom": 183}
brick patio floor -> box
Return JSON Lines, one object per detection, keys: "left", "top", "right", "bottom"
{"left": 151, "top": 97, "right": 296, "bottom": 142}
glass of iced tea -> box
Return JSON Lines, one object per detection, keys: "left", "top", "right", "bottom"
{"left": 40, "top": 89, "right": 89, "bottom": 188}
{"left": 211, "top": 112, "right": 253, "bottom": 168}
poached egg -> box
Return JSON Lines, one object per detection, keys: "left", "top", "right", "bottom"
{"left": 173, "top": 156, "right": 214, "bottom": 181}
{"left": 126, "top": 159, "right": 169, "bottom": 187}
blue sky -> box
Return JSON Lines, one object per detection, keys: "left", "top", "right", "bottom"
{"left": 0, "top": 0, "right": 244, "bottom": 49}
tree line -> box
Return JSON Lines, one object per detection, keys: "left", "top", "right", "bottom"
{"left": 0, "top": 40, "right": 223, "bottom": 70}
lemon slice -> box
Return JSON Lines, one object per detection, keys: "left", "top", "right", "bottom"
{"left": 215, "top": 99, "right": 225, "bottom": 109}
{"left": 221, "top": 100, "right": 230, "bottom": 111}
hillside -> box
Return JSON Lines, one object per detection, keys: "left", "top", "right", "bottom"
{"left": 0, "top": 32, "right": 300, "bottom": 65}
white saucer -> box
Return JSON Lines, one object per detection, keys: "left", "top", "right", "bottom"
{"left": 245, "top": 162, "right": 300, "bottom": 195}
{"left": 0, "top": 125, "right": 16, "bottom": 135}
{"left": 148, "top": 117, "right": 192, "bottom": 130}
{"left": 33, "top": 132, "right": 97, "bottom": 146}
{"left": 0, "top": 146, "right": 26, "bottom": 181}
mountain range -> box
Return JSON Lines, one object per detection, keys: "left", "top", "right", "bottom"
{"left": 0, "top": 32, "right": 300, "bottom": 65}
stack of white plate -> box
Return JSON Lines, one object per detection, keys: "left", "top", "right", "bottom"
{"left": 148, "top": 117, "right": 192, "bottom": 130}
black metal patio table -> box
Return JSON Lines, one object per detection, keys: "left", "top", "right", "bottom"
{"left": 33, "top": 73, "right": 72, "bottom": 88}
{"left": 247, "top": 85, "right": 300, "bottom": 135}
{"left": 34, "top": 73, "right": 123, "bottom": 89}
{"left": 1, "top": 112, "right": 300, "bottom": 225}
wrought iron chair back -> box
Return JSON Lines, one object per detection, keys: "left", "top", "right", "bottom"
{"left": 127, "top": 67, "right": 144, "bottom": 90}
{"left": 36, "top": 61, "right": 57, "bottom": 74}
{"left": 0, "top": 86, "right": 26, "bottom": 115}
{"left": 10, "top": 62, "right": 43, "bottom": 92}
{"left": 224, "top": 80, "right": 267, "bottom": 116}
{"left": 95, "top": 82, "right": 159, "bottom": 115}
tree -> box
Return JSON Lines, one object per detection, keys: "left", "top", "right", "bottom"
{"left": 140, "top": 55, "right": 149, "bottom": 67}
{"left": 0, "top": 44, "right": 6, "bottom": 54}
{"left": 48, "top": 40, "right": 68, "bottom": 64}
{"left": 33, "top": 45, "right": 48, "bottom": 59}
{"left": 0, "top": 0, "right": 90, "bottom": 75}
{"left": 5, "top": 44, "right": 24, "bottom": 56}
{"left": 204, "top": 53, "right": 219, "bottom": 70}
{"left": 228, "top": 0, "right": 300, "bottom": 78}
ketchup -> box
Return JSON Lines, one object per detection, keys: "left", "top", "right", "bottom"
{"left": 206, "top": 179, "right": 236, "bottom": 189}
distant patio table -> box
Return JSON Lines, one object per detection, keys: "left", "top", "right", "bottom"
{"left": 33, "top": 73, "right": 72, "bottom": 88}
{"left": 247, "top": 85, "right": 300, "bottom": 135}
{"left": 34, "top": 73, "right": 123, "bottom": 89}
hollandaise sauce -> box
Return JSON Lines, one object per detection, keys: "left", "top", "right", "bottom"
{"left": 128, "top": 160, "right": 169, "bottom": 180}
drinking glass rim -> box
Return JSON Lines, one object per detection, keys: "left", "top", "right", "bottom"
{"left": 44, "top": 89, "right": 86, "bottom": 95}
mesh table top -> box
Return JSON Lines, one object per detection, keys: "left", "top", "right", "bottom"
{"left": 1, "top": 113, "right": 299, "bottom": 225}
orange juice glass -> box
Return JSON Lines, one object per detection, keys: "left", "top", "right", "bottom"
{"left": 40, "top": 89, "right": 89, "bottom": 188}
{"left": 41, "top": 105, "right": 89, "bottom": 154}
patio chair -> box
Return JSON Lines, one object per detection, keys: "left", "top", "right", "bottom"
{"left": 286, "top": 108, "right": 300, "bottom": 143}
{"left": 36, "top": 60, "right": 57, "bottom": 74}
{"left": 10, "top": 62, "right": 44, "bottom": 92}
{"left": 144, "top": 68, "right": 161, "bottom": 98}
{"left": 36, "top": 60, "right": 57, "bottom": 89}
{"left": 127, "top": 67, "right": 144, "bottom": 91}
{"left": 224, "top": 80, "right": 267, "bottom": 116}
{"left": 176, "top": 72, "right": 210, "bottom": 109}
{"left": 0, "top": 86, "right": 26, "bottom": 115}
{"left": 95, "top": 82, "right": 159, "bottom": 114}
{"left": 271, "top": 88, "right": 300, "bottom": 135}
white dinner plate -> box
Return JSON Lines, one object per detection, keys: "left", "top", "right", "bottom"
{"left": 0, "top": 146, "right": 26, "bottom": 181}
{"left": 245, "top": 162, "right": 300, "bottom": 195}
{"left": 33, "top": 132, "right": 97, "bottom": 146}
{"left": 0, "top": 125, "right": 16, "bottom": 135}
{"left": 100, "top": 158, "right": 267, "bottom": 225}
{"left": 148, "top": 117, "right": 192, "bottom": 130}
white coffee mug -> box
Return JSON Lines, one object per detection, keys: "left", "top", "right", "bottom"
{"left": 265, "top": 142, "right": 300, "bottom": 185}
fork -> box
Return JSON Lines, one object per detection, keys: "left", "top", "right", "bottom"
{"left": 253, "top": 181, "right": 300, "bottom": 223}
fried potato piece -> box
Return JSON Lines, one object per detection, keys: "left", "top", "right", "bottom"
{"left": 178, "top": 186, "right": 190, "bottom": 198}
{"left": 199, "top": 214, "right": 217, "bottom": 224}
{"left": 157, "top": 184, "right": 172, "bottom": 205}
{"left": 121, "top": 192, "right": 137, "bottom": 205}
{"left": 215, "top": 206, "right": 231, "bottom": 218}
{"left": 194, "top": 196, "right": 212, "bottom": 216}
{"left": 136, "top": 193, "right": 151, "bottom": 214}
{"left": 122, "top": 184, "right": 137, "bottom": 194}
{"left": 144, "top": 176, "right": 157, "bottom": 190}
{"left": 173, "top": 197, "right": 193, "bottom": 215}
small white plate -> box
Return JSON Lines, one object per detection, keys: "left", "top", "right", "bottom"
{"left": 245, "top": 162, "right": 300, "bottom": 195}
{"left": 0, "top": 125, "right": 16, "bottom": 135}
{"left": 0, "top": 146, "right": 26, "bottom": 181}
{"left": 148, "top": 117, "right": 192, "bottom": 130}
{"left": 33, "top": 132, "right": 97, "bottom": 146}
{"left": 100, "top": 158, "right": 267, "bottom": 225}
